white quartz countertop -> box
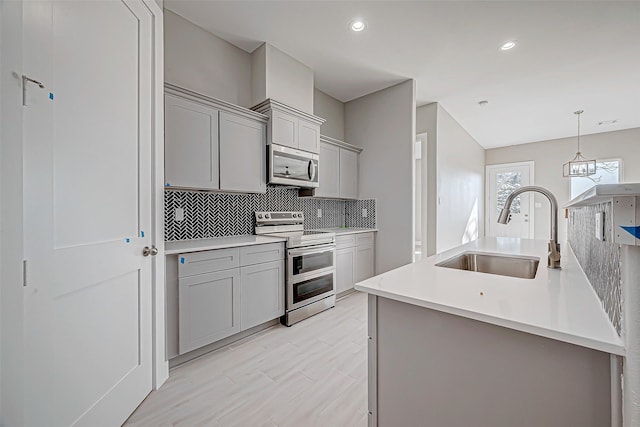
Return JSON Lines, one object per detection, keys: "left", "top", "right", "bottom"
{"left": 165, "top": 235, "right": 287, "bottom": 255}
{"left": 355, "top": 237, "right": 624, "bottom": 355}
{"left": 313, "top": 227, "right": 378, "bottom": 235}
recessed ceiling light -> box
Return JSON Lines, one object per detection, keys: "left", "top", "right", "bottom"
{"left": 500, "top": 40, "right": 517, "bottom": 51}
{"left": 349, "top": 19, "right": 366, "bottom": 32}
{"left": 478, "top": 100, "right": 489, "bottom": 106}
{"left": 598, "top": 119, "right": 618, "bottom": 126}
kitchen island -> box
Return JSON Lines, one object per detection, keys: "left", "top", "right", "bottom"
{"left": 355, "top": 237, "right": 623, "bottom": 427}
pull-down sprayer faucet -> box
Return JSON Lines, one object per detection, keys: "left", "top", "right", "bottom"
{"left": 497, "top": 186, "right": 561, "bottom": 269}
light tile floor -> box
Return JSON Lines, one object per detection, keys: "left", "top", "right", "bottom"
{"left": 125, "top": 292, "right": 368, "bottom": 427}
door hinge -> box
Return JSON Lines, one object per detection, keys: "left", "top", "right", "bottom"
{"left": 23, "top": 260, "right": 28, "bottom": 287}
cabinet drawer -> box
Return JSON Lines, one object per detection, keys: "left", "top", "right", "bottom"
{"left": 178, "top": 248, "right": 240, "bottom": 277}
{"left": 336, "top": 234, "right": 356, "bottom": 249}
{"left": 356, "top": 232, "right": 375, "bottom": 247}
{"left": 240, "top": 243, "right": 284, "bottom": 266}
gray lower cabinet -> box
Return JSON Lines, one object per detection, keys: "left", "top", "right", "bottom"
{"left": 241, "top": 260, "right": 284, "bottom": 330}
{"left": 173, "top": 242, "right": 285, "bottom": 357}
{"left": 355, "top": 244, "right": 375, "bottom": 283}
{"left": 335, "top": 232, "right": 375, "bottom": 295}
{"left": 336, "top": 247, "right": 356, "bottom": 294}
{"left": 178, "top": 269, "right": 241, "bottom": 355}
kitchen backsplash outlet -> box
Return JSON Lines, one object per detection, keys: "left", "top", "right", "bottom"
{"left": 164, "top": 185, "right": 376, "bottom": 241}
{"left": 568, "top": 202, "right": 622, "bottom": 335}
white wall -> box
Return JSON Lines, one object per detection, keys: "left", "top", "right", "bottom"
{"left": 486, "top": 127, "right": 640, "bottom": 243}
{"left": 436, "top": 106, "right": 485, "bottom": 253}
{"left": 416, "top": 103, "right": 485, "bottom": 255}
{"left": 345, "top": 80, "right": 416, "bottom": 274}
{"left": 313, "top": 89, "right": 344, "bottom": 140}
{"left": 1, "top": 1, "right": 24, "bottom": 424}
{"left": 251, "top": 43, "right": 314, "bottom": 114}
{"left": 164, "top": 10, "right": 252, "bottom": 107}
{"left": 265, "top": 44, "right": 314, "bottom": 114}
{"left": 250, "top": 43, "right": 267, "bottom": 108}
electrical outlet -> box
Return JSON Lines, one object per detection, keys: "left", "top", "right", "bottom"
{"left": 317, "top": 208, "right": 322, "bottom": 218}
{"left": 362, "top": 208, "right": 368, "bottom": 218}
{"left": 595, "top": 212, "right": 604, "bottom": 241}
{"left": 175, "top": 207, "right": 184, "bottom": 222}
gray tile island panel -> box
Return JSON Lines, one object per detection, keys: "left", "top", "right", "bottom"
{"left": 568, "top": 202, "right": 622, "bottom": 335}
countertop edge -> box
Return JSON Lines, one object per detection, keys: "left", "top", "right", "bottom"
{"left": 355, "top": 284, "right": 625, "bottom": 356}
{"left": 165, "top": 236, "right": 287, "bottom": 255}
{"left": 313, "top": 228, "right": 378, "bottom": 235}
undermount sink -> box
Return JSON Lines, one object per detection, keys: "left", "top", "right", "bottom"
{"left": 435, "top": 251, "right": 540, "bottom": 279}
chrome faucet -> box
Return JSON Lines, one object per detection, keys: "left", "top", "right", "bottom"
{"left": 497, "top": 186, "right": 561, "bottom": 269}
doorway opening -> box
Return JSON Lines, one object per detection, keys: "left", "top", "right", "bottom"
{"left": 414, "top": 133, "right": 427, "bottom": 261}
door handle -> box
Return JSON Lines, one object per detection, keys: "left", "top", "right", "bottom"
{"left": 143, "top": 246, "right": 158, "bottom": 257}
{"left": 308, "top": 160, "right": 316, "bottom": 181}
{"left": 22, "top": 74, "right": 45, "bottom": 106}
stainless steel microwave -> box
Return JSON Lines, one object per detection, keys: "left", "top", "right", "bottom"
{"left": 268, "top": 143, "right": 319, "bottom": 188}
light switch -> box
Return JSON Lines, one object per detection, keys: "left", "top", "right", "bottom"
{"left": 317, "top": 208, "right": 322, "bottom": 218}
{"left": 362, "top": 208, "right": 368, "bottom": 218}
{"left": 595, "top": 212, "right": 604, "bottom": 241}
{"left": 175, "top": 207, "right": 184, "bottom": 222}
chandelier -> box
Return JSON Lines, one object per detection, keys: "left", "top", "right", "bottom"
{"left": 563, "top": 110, "right": 596, "bottom": 177}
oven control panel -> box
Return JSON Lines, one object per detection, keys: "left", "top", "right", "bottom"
{"left": 255, "top": 211, "right": 304, "bottom": 224}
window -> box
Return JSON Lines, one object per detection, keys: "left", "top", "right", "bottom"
{"left": 570, "top": 159, "right": 621, "bottom": 199}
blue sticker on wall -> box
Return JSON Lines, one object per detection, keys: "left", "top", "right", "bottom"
{"left": 165, "top": 183, "right": 171, "bottom": 187}
{"left": 49, "top": 93, "right": 54, "bottom": 100}
{"left": 620, "top": 226, "right": 640, "bottom": 239}
{"left": 180, "top": 257, "right": 185, "bottom": 264}
{"left": 140, "top": 230, "right": 145, "bottom": 237}
{"left": 125, "top": 238, "right": 131, "bottom": 243}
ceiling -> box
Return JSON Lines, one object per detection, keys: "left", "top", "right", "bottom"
{"left": 165, "top": 1, "right": 640, "bottom": 149}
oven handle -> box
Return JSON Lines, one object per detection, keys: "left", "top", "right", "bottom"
{"left": 288, "top": 243, "right": 335, "bottom": 258}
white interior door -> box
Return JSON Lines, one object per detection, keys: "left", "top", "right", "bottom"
{"left": 23, "top": 1, "right": 154, "bottom": 425}
{"left": 486, "top": 162, "right": 534, "bottom": 238}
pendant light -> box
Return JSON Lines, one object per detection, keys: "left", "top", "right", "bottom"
{"left": 563, "top": 110, "right": 596, "bottom": 177}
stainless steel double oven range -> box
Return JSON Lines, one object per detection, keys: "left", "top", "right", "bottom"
{"left": 255, "top": 211, "right": 336, "bottom": 326}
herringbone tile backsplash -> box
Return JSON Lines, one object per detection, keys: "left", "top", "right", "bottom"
{"left": 164, "top": 186, "right": 376, "bottom": 241}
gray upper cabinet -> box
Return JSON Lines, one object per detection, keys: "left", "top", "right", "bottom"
{"left": 165, "top": 84, "right": 268, "bottom": 193}
{"left": 298, "top": 117, "right": 321, "bottom": 153}
{"left": 165, "top": 93, "right": 219, "bottom": 190}
{"left": 316, "top": 142, "right": 340, "bottom": 198}
{"left": 339, "top": 149, "right": 358, "bottom": 199}
{"left": 252, "top": 99, "right": 324, "bottom": 154}
{"left": 316, "top": 135, "right": 362, "bottom": 200}
{"left": 219, "top": 112, "right": 266, "bottom": 193}
{"left": 271, "top": 109, "right": 298, "bottom": 148}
